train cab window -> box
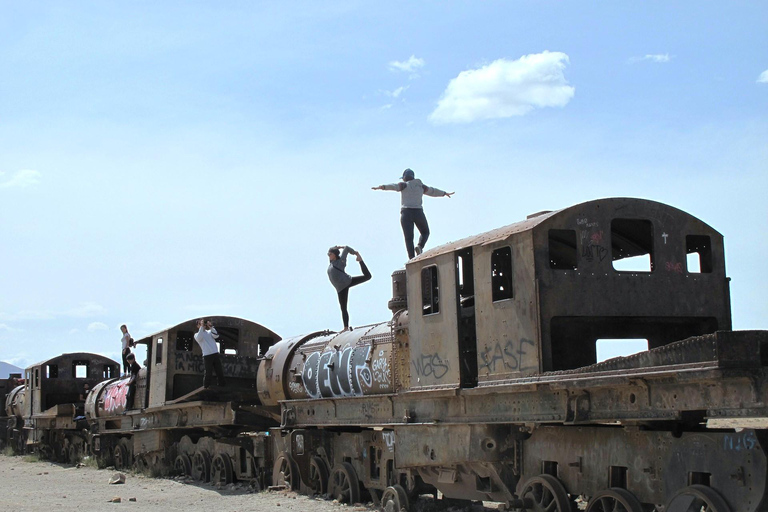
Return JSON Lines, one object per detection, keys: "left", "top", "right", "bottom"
{"left": 457, "top": 252, "right": 474, "bottom": 307}
{"left": 258, "top": 337, "right": 275, "bottom": 356}
{"left": 73, "top": 361, "right": 89, "bottom": 378}
{"left": 215, "top": 326, "right": 240, "bottom": 356}
{"left": 103, "top": 365, "right": 116, "bottom": 379}
{"left": 45, "top": 364, "right": 58, "bottom": 379}
{"left": 176, "top": 330, "right": 194, "bottom": 351}
{"left": 34, "top": 368, "right": 40, "bottom": 388}
{"left": 686, "top": 235, "right": 713, "bottom": 274}
{"left": 492, "top": 247, "right": 513, "bottom": 301}
{"left": 611, "top": 218, "right": 654, "bottom": 272}
{"left": 421, "top": 266, "right": 440, "bottom": 315}
{"left": 596, "top": 339, "right": 649, "bottom": 363}
{"left": 156, "top": 338, "right": 163, "bottom": 365}
{"left": 549, "top": 229, "right": 578, "bottom": 270}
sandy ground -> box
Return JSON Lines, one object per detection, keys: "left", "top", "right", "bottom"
{"left": 0, "top": 454, "right": 376, "bottom": 512}
{"left": 0, "top": 455, "right": 499, "bottom": 512}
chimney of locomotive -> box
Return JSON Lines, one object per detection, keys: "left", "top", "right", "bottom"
{"left": 388, "top": 268, "right": 407, "bottom": 314}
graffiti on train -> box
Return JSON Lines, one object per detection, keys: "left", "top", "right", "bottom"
{"left": 174, "top": 351, "right": 256, "bottom": 378}
{"left": 103, "top": 380, "right": 129, "bottom": 413}
{"left": 302, "top": 345, "right": 374, "bottom": 399}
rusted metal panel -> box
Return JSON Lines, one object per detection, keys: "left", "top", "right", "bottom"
{"left": 407, "top": 251, "right": 462, "bottom": 389}
{"left": 474, "top": 231, "right": 542, "bottom": 382}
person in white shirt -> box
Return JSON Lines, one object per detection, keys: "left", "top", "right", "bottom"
{"left": 372, "top": 168, "right": 454, "bottom": 259}
{"left": 193, "top": 318, "right": 226, "bottom": 388}
{"left": 120, "top": 324, "right": 134, "bottom": 375}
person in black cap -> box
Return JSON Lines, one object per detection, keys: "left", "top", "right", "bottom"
{"left": 124, "top": 353, "right": 141, "bottom": 411}
{"left": 327, "top": 245, "right": 371, "bottom": 331}
{"left": 373, "top": 169, "right": 454, "bottom": 259}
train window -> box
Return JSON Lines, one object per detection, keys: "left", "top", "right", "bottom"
{"left": 611, "top": 219, "right": 654, "bottom": 272}
{"left": 457, "top": 251, "right": 474, "bottom": 306}
{"left": 156, "top": 337, "right": 163, "bottom": 365}
{"left": 548, "top": 230, "right": 578, "bottom": 270}
{"left": 492, "top": 247, "right": 513, "bottom": 301}
{"left": 421, "top": 266, "right": 440, "bottom": 315}
{"left": 72, "top": 361, "right": 89, "bottom": 378}
{"left": 103, "top": 365, "right": 116, "bottom": 379}
{"left": 46, "top": 364, "right": 58, "bottom": 379}
{"left": 215, "top": 326, "right": 240, "bottom": 355}
{"left": 596, "top": 339, "right": 648, "bottom": 363}
{"left": 34, "top": 368, "right": 40, "bottom": 388}
{"left": 176, "top": 330, "right": 194, "bottom": 352}
{"left": 686, "top": 235, "right": 712, "bottom": 273}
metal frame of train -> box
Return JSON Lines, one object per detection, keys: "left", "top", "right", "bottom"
{"left": 4, "top": 197, "right": 767, "bottom": 512}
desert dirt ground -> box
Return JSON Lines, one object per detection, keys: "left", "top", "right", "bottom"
{"left": 0, "top": 454, "right": 498, "bottom": 512}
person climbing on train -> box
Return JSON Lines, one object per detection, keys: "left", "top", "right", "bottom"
{"left": 327, "top": 245, "right": 372, "bottom": 332}
{"left": 194, "top": 318, "right": 227, "bottom": 388}
{"left": 124, "top": 352, "right": 141, "bottom": 411}
{"left": 372, "top": 168, "right": 454, "bottom": 259}
{"left": 119, "top": 324, "right": 134, "bottom": 376}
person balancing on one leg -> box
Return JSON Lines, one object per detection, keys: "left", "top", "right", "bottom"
{"left": 327, "top": 245, "right": 372, "bottom": 332}
{"left": 372, "top": 168, "right": 454, "bottom": 259}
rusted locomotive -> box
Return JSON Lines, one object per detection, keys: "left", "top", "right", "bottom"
{"left": 4, "top": 197, "right": 766, "bottom": 512}
{"left": 262, "top": 198, "right": 768, "bottom": 512}
{"left": 4, "top": 352, "right": 119, "bottom": 460}
{"left": 0, "top": 372, "right": 23, "bottom": 449}
{"left": 84, "top": 316, "right": 281, "bottom": 486}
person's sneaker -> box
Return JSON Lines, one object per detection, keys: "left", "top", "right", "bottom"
{"left": 414, "top": 246, "right": 422, "bottom": 256}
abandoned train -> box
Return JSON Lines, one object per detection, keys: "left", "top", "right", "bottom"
{"left": 4, "top": 197, "right": 767, "bottom": 512}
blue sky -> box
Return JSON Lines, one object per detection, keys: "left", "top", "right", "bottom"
{"left": 1, "top": 1, "right": 766, "bottom": 367}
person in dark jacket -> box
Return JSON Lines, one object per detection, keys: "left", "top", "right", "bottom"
{"left": 327, "top": 245, "right": 371, "bottom": 331}
{"left": 124, "top": 353, "right": 141, "bottom": 411}
{"left": 372, "top": 168, "right": 454, "bottom": 259}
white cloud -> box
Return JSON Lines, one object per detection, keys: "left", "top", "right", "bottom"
{"left": 0, "top": 169, "right": 42, "bottom": 189}
{"left": 757, "top": 70, "right": 768, "bottom": 84}
{"left": 384, "top": 86, "right": 409, "bottom": 98}
{"left": 0, "top": 323, "right": 21, "bottom": 332}
{"left": 429, "top": 51, "right": 575, "bottom": 124}
{"left": 629, "top": 53, "right": 672, "bottom": 64}
{"left": 67, "top": 302, "right": 107, "bottom": 318}
{"left": 87, "top": 322, "right": 109, "bottom": 332}
{"left": 389, "top": 55, "right": 425, "bottom": 74}
{"left": 69, "top": 329, "right": 80, "bottom": 335}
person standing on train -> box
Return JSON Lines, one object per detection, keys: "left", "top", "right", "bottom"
{"left": 372, "top": 168, "right": 454, "bottom": 259}
{"left": 124, "top": 353, "right": 141, "bottom": 411}
{"left": 194, "top": 318, "right": 227, "bottom": 388}
{"left": 120, "top": 324, "right": 133, "bottom": 376}
{"left": 327, "top": 246, "right": 372, "bottom": 332}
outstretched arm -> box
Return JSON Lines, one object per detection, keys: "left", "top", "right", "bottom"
{"left": 372, "top": 183, "right": 406, "bottom": 191}
{"left": 423, "top": 185, "right": 454, "bottom": 198}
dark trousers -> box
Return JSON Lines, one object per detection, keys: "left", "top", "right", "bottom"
{"left": 126, "top": 381, "right": 136, "bottom": 410}
{"left": 122, "top": 348, "right": 131, "bottom": 374}
{"left": 203, "top": 353, "right": 226, "bottom": 388}
{"left": 337, "top": 261, "right": 372, "bottom": 329}
{"left": 400, "top": 208, "right": 430, "bottom": 259}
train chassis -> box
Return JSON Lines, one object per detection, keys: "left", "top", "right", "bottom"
{"left": 270, "top": 423, "right": 768, "bottom": 512}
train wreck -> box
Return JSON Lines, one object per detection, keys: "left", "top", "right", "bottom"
{"left": 4, "top": 197, "right": 767, "bottom": 512}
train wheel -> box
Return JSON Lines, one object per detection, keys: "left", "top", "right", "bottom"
{"left": 380, "top": 484, "right": 410, "bottom": 512}
{"left": 307, "top": 456, "right": 329, "bottom": 496}
{"left": 192, "top": 450, "right": 212, "bottom": 482}
{"left": 665, "top": 485, "right": 731, "bottom": 512}
{"left": 211, "top": 453, "right": 234, "bottom": 485}
{"left": 272, "top": 452, "right": 299, "bottom": 490}
{"left": 586, "top": 488, "right": 643, "bottom": 512}
{"left": 174, "top": 454, "right": 193, "bottom": 477}
{"left": 519, "top": 475, "right": 573, "bottom": 512}
{"left": 113, "top": 441, "right": 130, "bottom": 470}
{"left": 329, "top": 462, "right": 360, "bottom": 504}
